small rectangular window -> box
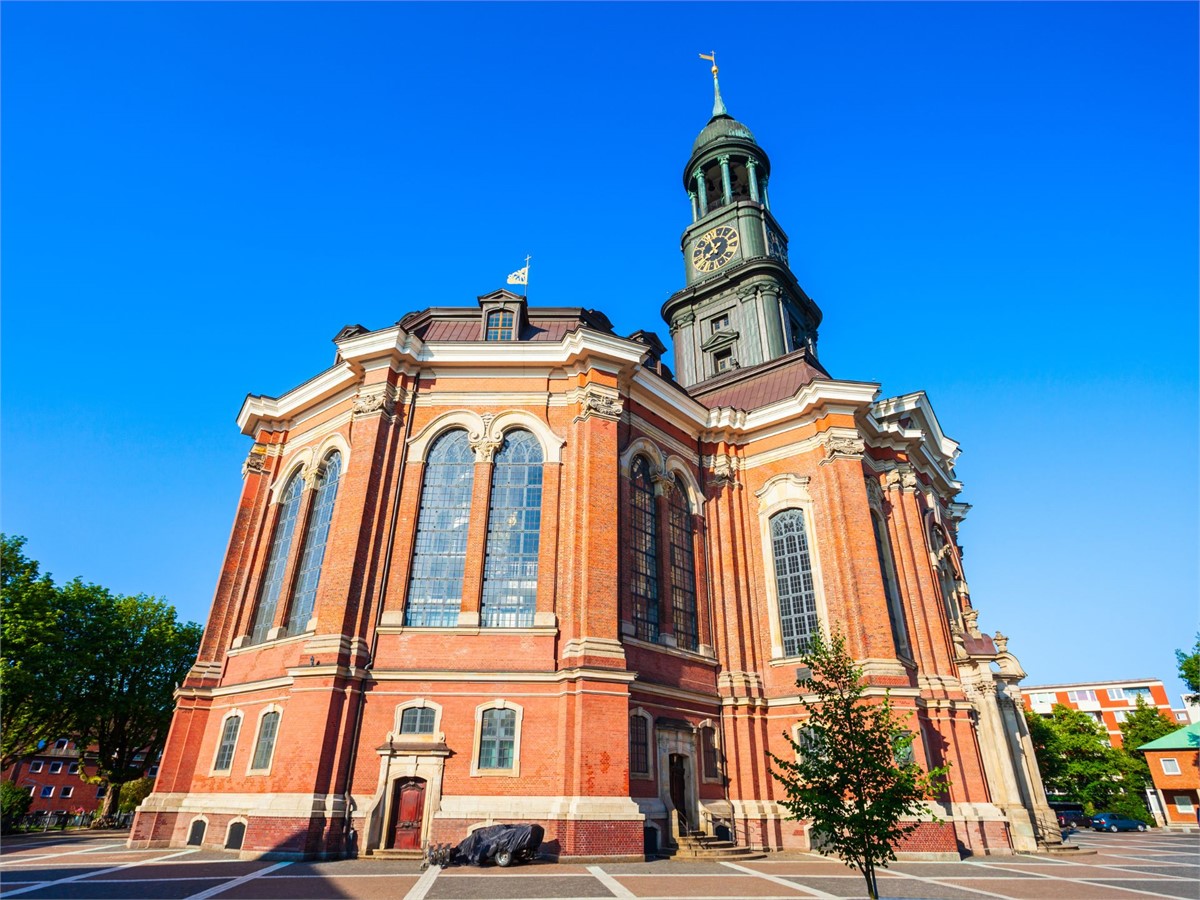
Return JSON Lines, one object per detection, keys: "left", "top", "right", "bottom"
{"left": 630, "top": 716, "right": 649, "bottom": 776}
{"left": 701, "top": 727, "right": 719, "bottom": 779}
{"left": 29, "top": 761, "right": 43, "bottom": 773}
{"left": 714, "top": 348, "right": 733, "bottom": 373}
{"left": 40, "top": 786, "right": 54, "bottom": 798}
{"left": 49, "top": 762, "right": 63, "bottom": 774}
{"left": 1107, "top": 688, "right": 1125, "bottom": 700}
{"left": 1175, "top": 795, "right": 1195, "bottom": 813}
{"left": 96, "top": 786, "right": 107, "bottom": 799}
{"left": 710, "top": 313, "right": 730, "bottom": 334}
{"left": 67, "top": 762, "right": 80, "bottom": 774}
{"left": 54, "top": 739, "right": 69, "bottom": 750}
{"left": 478, "top": 708, "right": 516, "bottom": 770}
{"left": 25, "top": 786, "right": 35, "bottom": 796}
{"left": 400, "top": 707, "right": 435, "bottom": 735}
{"left": 1067, "top": 690, "right": 1097, "bottom": 702}
{"left": 485, "top": 309, "right": 515, "bottom": 341}
{"left": 1031, "top": 692, "right": 1057, "bottom": 705}
{"left": 60, "top": 786, "right": 73, "bottom": 799}
{"left": 1113, "top": 710, "right": 1128, "bottom": 723}
{"left": 1162, "top": 758, "right": 1181, "bottom": 776}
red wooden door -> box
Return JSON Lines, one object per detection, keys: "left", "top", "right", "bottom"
{"left": 389, "top": 779, "right": 426, "bottom": 850}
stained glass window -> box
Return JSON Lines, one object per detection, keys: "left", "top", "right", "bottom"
{"left": 630, "top": 715, "right": 649, "bottom": 775}
{"left": 405, "top": 430, "right": 475, "bottom": 627}
{"left": 481, "top": 430, "right": 543, "bottom": 627}
{"left": 213, "top": 716, "right": 241, "bottom": 772}
{"left": 250, "top": 474, "right": 304, "bottom": 644}
{"left": 669, "top": 476, "right": 698, "bottom": 651}
{"left": 486, "top": 309, "right": 514, "bottom": 341}
{"left": 629, "top": 456, "right": 660, "bottom": 642}
{"left": 871, "top": 512, "right": 910, "bottom": 658}
{"left": 478, "top": 708, "right": 516, "bottom": 769}
{"left": 250, "top": 712, "right": 280, "bottom": 770}
{"left": 400, "top": 707, "right": 435, "bottom": 734}
{"left": 771, "top": 509, "right": 818, "bottom": 656}
{"left": 286, "top": 452, "right": 342, "bottom": 635}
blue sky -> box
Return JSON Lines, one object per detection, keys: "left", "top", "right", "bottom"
{"left": 3, "top": 3, "right": 1196, "bottom": 703}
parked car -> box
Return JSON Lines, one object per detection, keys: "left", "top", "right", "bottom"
{"left": 1049, "top": 803, "right": 1091, "bottom": 828}
{"left": 1091, "top": 813, "right": 1147, "bottom": 832}
{"left": 453, "top": 823, "right": 545, "bottom": 867}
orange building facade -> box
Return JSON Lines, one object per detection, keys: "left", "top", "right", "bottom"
{"left": 1022, "top": 679, "right": 1187, "bottom": 748}
{"left": 1140, "top": 724, "right": 1200, "bottom": 829}
{"left": 131, "top": 77, "right": 1059, "bottom": 861}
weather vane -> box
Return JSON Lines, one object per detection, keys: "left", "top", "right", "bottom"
{"left": 699, "top": 51, "right": 718, "bottom": 75}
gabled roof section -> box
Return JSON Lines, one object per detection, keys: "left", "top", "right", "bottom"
{"left": 1139, "top": 722, "right": 1200, "bottom": 751}
{"left": 396, "top": 305, "right": 614, "bottom": 343}
{"left": 687, "top": 348, "right": 831, "bottom": 410}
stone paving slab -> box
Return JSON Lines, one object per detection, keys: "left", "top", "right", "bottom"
{"left": 0, "top": 881, "right": 217, "bottom": 900}
{"left": 427, "top": 873, "right": 614, "bottom": 898}
{"left": 784, "top": 876, "right": 979, "bottom": 899}
{"left": 216, "top": 873, "right": 422, "bottom": 899}
{"left": 1086, "top": 880, "right": 1200, "bottom": 899}
{"left": 91, "top": 861, "right": 271, "bottom": 880}
{"left": 288, "top": 858, "right": 426, "bottom": 876}
{"left": 1104, "top": 864, "right": 1200, "bottom": 878}
{"left": 615, "top": 873, "right": 811, "bottom": 897}
{"left": 940, "top": 877, "right": 1172, "bottom": 899}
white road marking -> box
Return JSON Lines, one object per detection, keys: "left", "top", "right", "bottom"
{"left": 403, "top": 863, "right": 441, "bottom": 900}
{"left": 180, "top": 860, "right": 292, "bottom": 900}
{"left": 0, "top": 842, "right": 127, "bottom": 865}
{"left": 720, "top": 861, "right": 839, "bottom": 898}
{"left": 0, "top": 848, "right": 197, "bottom": 897}
{"left": 586, "top": 865, "right": 635, "bottom": 898}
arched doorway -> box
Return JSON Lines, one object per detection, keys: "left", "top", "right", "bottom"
{"left": 386, "top": 778, "right": 427, "bottom": 850}
{"left": 669, "top": 753, "right": 691, "bottom": 831}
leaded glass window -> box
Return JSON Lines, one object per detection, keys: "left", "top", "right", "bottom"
{"left": 478, "top": 708, "right": 516, "bottom": 769}
{"left": 400, "top": 707, "right": 435, "bottom": 734}
{"left": 771, "top": 509, "right": 818, "bottom": 656}
{"left": 286, "top": 451, "right": 342, "bottom": 635}
{"left": 668, "top": 476, "right": 698, "bottom": 651}
{"left": 871, "top": 512, "right": 910, "bottom": 658}
{"left": 486, "top": 309, "right": 514, "bottom": 341}
{"left": 629, "top": 456, "right": 660, "bottom": 642}
{"left": 213, "top": 716, "right": 241, "bottom": 771}
{"left": 481, "top": 430, "right": 543, "bottom": 627}
{"left": 251, "top": 474, "right": 304, "bottom": 644}
{"left": 630, "top": 715, "right": 649, "bottom": 775}
{"left": 405, "top": 430, "right": 475, "bottom": 627}
{"left": 250, "top": 712, "right": 280, "bottom": 770}
{"left": 701, "top": 726, "right": 718, "bottom": 778}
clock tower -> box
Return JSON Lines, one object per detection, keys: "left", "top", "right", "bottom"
{"left": 662, "top": 60, "right": 823, "bottom": 388}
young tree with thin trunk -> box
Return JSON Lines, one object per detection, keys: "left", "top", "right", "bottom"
{"left": 770, "top": 632, "right": 950, "bottom": 900}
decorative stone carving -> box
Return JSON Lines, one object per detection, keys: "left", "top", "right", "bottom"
{"left": 885, "top": 465, "right": 919, "bottom": 491}
{"left": 819, "top": 433, "right": 865, "bottom": 465}
{"left": 962, "top": 607, "right": 981, "bottom": 639}
{"left": 949, "top": 620, "right": 968, "bottom": 661}
{"left": 575, "top": 388, "right": 624, "bottom": 422}
{"left": 352, "top": 387, "right": 395, "bottom": 418}
{"left": 651, "top": 471, "right": 676, "bottom": 498}
{"left": 467, "top": 434, "right": 502, "bottom": 463}
{"left": 994, "top": 631, "right": 1009, "bottom": 654}
{"left": 708, "top": 456, "right": 741, "bottom": 490}
{"left": 242, "top": 445, "right": 268, "bottom": 476}
{"left": 481, "top": 412, "right": 495, "bottom": 431}
{"left": 864, "top": 476, "right": 885, "bottom": 510}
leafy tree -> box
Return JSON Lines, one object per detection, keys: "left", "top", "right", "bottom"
{"left": 1023, "top": 704, "right": 1150, "bottom": 822}
{"left": 1, "top": 780, "right": 33, "bottom": 832}
{"left": 770, "top": 632, "right": 950, "bottom": 900}
{"left": 117, "top": 777, "right": 156, "bottom": 815}
{"left": 1, "top": 535, "right": 76, "bottom": 769}
{"left": 1120, "top": 697, "right": 1179, "bottom": 758}
{"left": 1177, "top": 633, "right": 1200, "bottom": 703}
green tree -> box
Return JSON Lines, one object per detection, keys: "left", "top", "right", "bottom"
{"left": 1177, "top": 633, "right": 1200, "bottom": 703}
{"left": 1, "top": 535, "right": 76, "bottom": 769}
{"left": 117, "top": 777, "right": 156, "bottom": 815}
{"left": 67, "top": 583, "right": 202, "bottom": 817}
{"left": 1, "top": 780, "right": 33, "bottom": 832}
{"left": 770, "top": 632, "right": 950, "bottom": 900}
{"left": 1024, "top": 704, "right": 1150, "bottom": 821}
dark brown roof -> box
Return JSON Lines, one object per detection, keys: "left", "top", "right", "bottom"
{"left": 397, "top": 306, "right": 614, "bottom": 343}
{"left": 688, "top": 350, "right": 831, "bottom": 410}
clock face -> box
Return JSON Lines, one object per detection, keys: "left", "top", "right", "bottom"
{"left": 692, "top": 225, "right": 740, "bottom": 273}
{"left": 767, "top": 227, "right": 788, "bottom": 263}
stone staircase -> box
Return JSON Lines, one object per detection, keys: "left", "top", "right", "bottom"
{"left": 366, "top": 848, "right": 424, "bottom": 860}
{"left": 667, "top": 831, "right": 766, "bottom": 861}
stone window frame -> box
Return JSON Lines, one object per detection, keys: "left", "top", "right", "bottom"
{"left": 246, "top": 704, "right": 284, "bottom": 775}
{"left": 224, "top": 817, "right": 249, "bottom": 850}
{"left": 393, "top": 698, "right": 445, "bottom": 743}
{"left": 698, "top": 718, "right": 722, "bottom": 784}
{"left": 629, "top": 707, "right": 654, "bottom": 779}
{"left": 470, "top": 699, "right": 523, "bottom": 778}
{"left": 1161, "top": 757, "right": 1181, "bottom": 776}
{"left": 755, "top": 474, "right": 829, "bottom": 662}
{"left": 1174, "top": 793, "right": 1195, "bottom": 813}
{"left": 210, "top": 708, "right": 244, "bottom": 775}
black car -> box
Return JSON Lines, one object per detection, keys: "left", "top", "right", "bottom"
{"left": 1091, "top": 812, "right": 1148, "bottom": 832}
{"left": 453, "top": 823, "right": 545, "bottom": 867}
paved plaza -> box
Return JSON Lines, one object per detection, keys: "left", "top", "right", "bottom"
{"left": 1, "top": 830, "right": 1196, "bottom": 900}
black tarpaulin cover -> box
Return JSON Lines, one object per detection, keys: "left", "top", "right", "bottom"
{"left": 454, "top": 823, "right": 545, "bottom": 866}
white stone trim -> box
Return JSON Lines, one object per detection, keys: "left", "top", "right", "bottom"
{"left": 435, "top": 794, "right": 643, "bottom": 822}
{"left": 223, "top": 816, "right": 249, "bottom": 849}
{"left": 619, "top": 437, "right": 665, "bottom": 477}
{"left": 269, "top": 452, "right": 312, "bottom": 504}
{"left": 755, "top": 475, "right": 830, "bottom": 662}
{"left": 407, "top": 409, "right": 564, "bottom": 464}
{"left": 209, "top": 708, "right": 244, "bottom": 776}
{"left": 663, "top": 457, "right": 704, "bottom": 516}
{"left": 390, "top": 698, "right": 445, "bottom": 744}
{"left": 245, "top": 704, "right": 283, "bottom": 776}
{"left": 470, "top": 699, "right": 523, "bottom": 778}
{"left": 185, "top": 813, "right": 210, "bottom": 847}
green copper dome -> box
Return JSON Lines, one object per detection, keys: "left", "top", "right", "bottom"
{"left": 692, "top": 113, "right": 758, "bottom": 153}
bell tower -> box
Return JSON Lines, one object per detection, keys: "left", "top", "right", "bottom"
{"left": 662, "top": 56, "right": 823, "bottom": 388}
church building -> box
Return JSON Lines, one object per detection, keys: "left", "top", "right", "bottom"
{"left": 131, "top": 66, "right": 1060, "bottom": 861}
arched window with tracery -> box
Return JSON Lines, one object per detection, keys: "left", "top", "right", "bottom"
{"left": 770, "top": 509, "right": 818, "bottom": 656}
{"left": 481, "top": 430, "right": 544, "bottom": 627}
{"left": 668, "top": 475, "right": 698, "bottom": 651}
{"left": 286, "top": 451, "right": 343, "bottom": 635}
{"left": 628, "top": 455, "right": 660, "bottom": 642}
{"left": 250, "top": 473, "right": 304, "bottom": 644}
{"left": 405, "top": 430, "right": 475, "bottom": 627}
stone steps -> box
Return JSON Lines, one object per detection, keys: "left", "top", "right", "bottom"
{"left": 667, "top": 834, "right": 767, "bottom": 861}
{"left": 367, "top": 848, "right": 424, "bottom": 860}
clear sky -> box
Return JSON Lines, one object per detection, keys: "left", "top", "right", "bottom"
{"left": 3, "top": 3, "right": 1196, "bottom": 703}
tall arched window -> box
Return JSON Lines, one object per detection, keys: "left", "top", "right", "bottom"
{"left": 249, "top": 711, "right": 280, "bottom": 771}
{"left": 405, "top": 430, "right": 475, "bottom": 627}
{"left": 871, "top": 511, "right": 910, "bottom": 657}
{"left": 250, "top": 473, "right": 304, "bottom": 644}
{"left": 629, "top": 714, "right": 650, "bottom": 777}
{"left": 668, "top": 475, "right": 698, "bottom": 651}
{"left": 286, "top": 451, "right": 342, "bottom": 635}
{"left": 481, "top": 430, "right": 543, "bottom": 628}
{"left": 628, "top": 456, "right": 660, "bottom": 642}
{"left": 770, "top": 509, "right": 818, "bottom": 656}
